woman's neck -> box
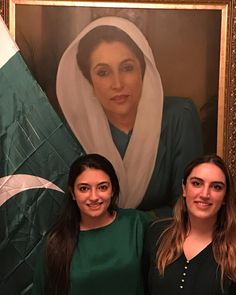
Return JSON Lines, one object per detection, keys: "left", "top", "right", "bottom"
{"left": 183, "top": 217, "right": 215, "bottom": 260}
{"left": 80, "top": 211, "right": 116, "bottom": 231}
{"left": 188, "top": 215, "right": 216, "bottom": 238}
{"left": 105, "top": 111, "right": 137, "bottom": 134}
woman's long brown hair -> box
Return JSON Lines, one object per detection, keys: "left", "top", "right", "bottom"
{"left": 156, "top": 154, "right": 236, "bottom": 285}
{"left": 46, "top": 154, "right": 120, "bottom": 294}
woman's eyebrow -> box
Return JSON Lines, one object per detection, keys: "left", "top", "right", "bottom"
{"left": 189, "top": 176, "right": 203, "bottom": 181}
{"left": 97, "top": 181, "right": 110, "bottom": 185}
{"left": 189, "top": 177, "right": 225, "bottom": 186}
{"left": 93, "top": 58, "right": 136, "bottom": 69}
{"left": 77, "top": 182, "right": 90, "bottom": 186}
{"left": 92, "top": 63, "right": 108, "bottom": 70}
{"left": 120, "top": 58, "right": 136, "bottom": 63}
{"left": 211, "top": 181, "right": 226, "bottom": 186}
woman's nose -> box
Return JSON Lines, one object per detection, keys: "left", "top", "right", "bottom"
{"left": 111, "top": 72, "right": 123, "bottom": 90}
{"left": 201, "top": 185, "right": 211, "bottom": 198}
{"left": 90, "top": 188, "right": 99, "bottom": 200}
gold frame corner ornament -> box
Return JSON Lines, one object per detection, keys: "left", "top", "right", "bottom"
{"left": 1, "top": 0, "right": 9, "bottom": 25}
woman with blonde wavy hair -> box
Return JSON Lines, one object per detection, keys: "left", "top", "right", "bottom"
{"left": 144, "top": 154, "right": 236, "bottom": 295}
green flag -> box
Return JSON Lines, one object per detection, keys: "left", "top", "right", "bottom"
{"left": 0, "top": 16, "right": 84, "bottom": 294}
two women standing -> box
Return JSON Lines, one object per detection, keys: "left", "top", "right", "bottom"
{"left": 33, "top": 153, "right": 236, "bottom": 294}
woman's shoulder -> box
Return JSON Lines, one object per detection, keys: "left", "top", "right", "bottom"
{"left": 163, "top": 96, "right": 197, "bottom": 115}
{"left": 144, "top": 219, "right": 172, "bottom": 257}
{"left": 117, "top": 208, "right": 149, "bottom": 218}
{"left": 161, "top": 96, "right": 201, "bottom": 135}
{"left": 147, "top": 218, "right": 172, "bottom": 237}
{"left": 117, "top": 208, "right": 153, "bottom": 224}
{"left": 146, "top": 218, "right": 172, "bottom": 245}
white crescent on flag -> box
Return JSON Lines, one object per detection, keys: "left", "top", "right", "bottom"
{"left": 0, "top": 174, "right": 64, "bottom": 206}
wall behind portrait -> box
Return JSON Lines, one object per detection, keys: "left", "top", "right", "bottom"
{"left": 15, "top": 5, "right": 221, "bottom": 153}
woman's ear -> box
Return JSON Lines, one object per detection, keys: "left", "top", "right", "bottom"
{"left": 182, "top": 182, "right": 186, "bottom": 198}
{"left": 69, "top": 187, "right": 76, "bottom": 200}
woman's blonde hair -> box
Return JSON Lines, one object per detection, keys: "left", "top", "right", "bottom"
{"left": 156, "top": 154, "right": 236, "bottom": 284}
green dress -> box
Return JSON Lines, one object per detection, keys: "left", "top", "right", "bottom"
{"left": 32, "top": 209, "right": 152, "bottom": 295}
{"left": 110, "top": 96, "right": 203, "bottom": 217}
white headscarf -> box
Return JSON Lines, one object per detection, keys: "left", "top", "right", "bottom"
{"left": 56, "top": 16, "right": 163, "bottom": 208}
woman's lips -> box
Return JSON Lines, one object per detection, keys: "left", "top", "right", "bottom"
{"left": 110, "top": 94, "right": 129, "bottom": 103}
{"left": 86, "top": 201, "right": 103, "bottom": 209}
{"left": 194, "top": 200, "right": 212, "bottom": 208}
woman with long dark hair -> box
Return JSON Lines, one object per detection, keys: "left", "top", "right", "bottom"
{"left": 32, "top": 154, "right": 151, "bottom": 295}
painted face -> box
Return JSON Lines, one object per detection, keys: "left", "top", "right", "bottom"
{"left": 89, "top": 41, "right": 143, "bottom": 122}
{"left": 183, "top": 163, "right": 226, "bottom": 223}
{"left": 72, "top": 168, "right": 113, "bottom": 224}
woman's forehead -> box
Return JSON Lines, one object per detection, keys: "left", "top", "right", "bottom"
{"left": 188, "top": 163, "right": 226, "bottom": 182}
{"left": 90, "top": 41, "right": 138, "bottom": 60}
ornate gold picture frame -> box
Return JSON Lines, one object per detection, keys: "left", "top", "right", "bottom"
{"left": 1, "top": 0, "right": 236, "bottom": 176}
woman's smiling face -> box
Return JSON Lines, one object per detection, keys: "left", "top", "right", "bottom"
{"left": 72, "top": 168, "right": 113, "bottom": 224}
{"left": 183, "top": 163, "right": 226, "bottom": 224}
{"left": 89, "top": 41, "right": 143, "bottom": 122}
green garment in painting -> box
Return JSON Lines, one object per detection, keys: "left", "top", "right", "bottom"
{"left": 32, "top": 209, "right": 152, "bottom": 295}
{"left": 110, "top": 96, "right": 203, "bottom": 217}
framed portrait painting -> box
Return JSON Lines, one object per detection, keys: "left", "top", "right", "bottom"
{"left": 1, "top": 0, "right": 236, "bottom": 176}
{"left": 0, "top": 2, "right": 236, "bottom": 294}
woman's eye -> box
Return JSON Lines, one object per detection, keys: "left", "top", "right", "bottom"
{"left": 191, "top": 180, "right": 202, "bottom": 187}
{"left": 211, "top": 183, "right": 224, "bottom": 191}
{"left": 121, "top": 63, "right": 134, "bottom": 72}
{"left": 98, "top": 184, "right": 109, "bottom": 191}
{"left": 79, "top": 186, "right": 89, "bottom": 192}
{"left": 96, "top": 68, "right": 109, "bottom": 77}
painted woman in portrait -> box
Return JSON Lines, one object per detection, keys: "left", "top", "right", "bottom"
{"left": 56, "top": 16, "right": 203, "bottom": 217}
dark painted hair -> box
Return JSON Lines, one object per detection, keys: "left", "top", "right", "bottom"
{"left": 46, "top": 154, "right": 119, "bottom": 295}
{"left": 76, "top": 25, "right": 146, "bottom": 83}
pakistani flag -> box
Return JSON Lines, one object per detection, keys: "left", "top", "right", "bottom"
{"left": 0, "top": 16, "right": 84, "bottom": 294}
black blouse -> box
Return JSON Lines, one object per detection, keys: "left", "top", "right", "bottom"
{"left": 144, "top": 221, "right": 236, "bottom": 295}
